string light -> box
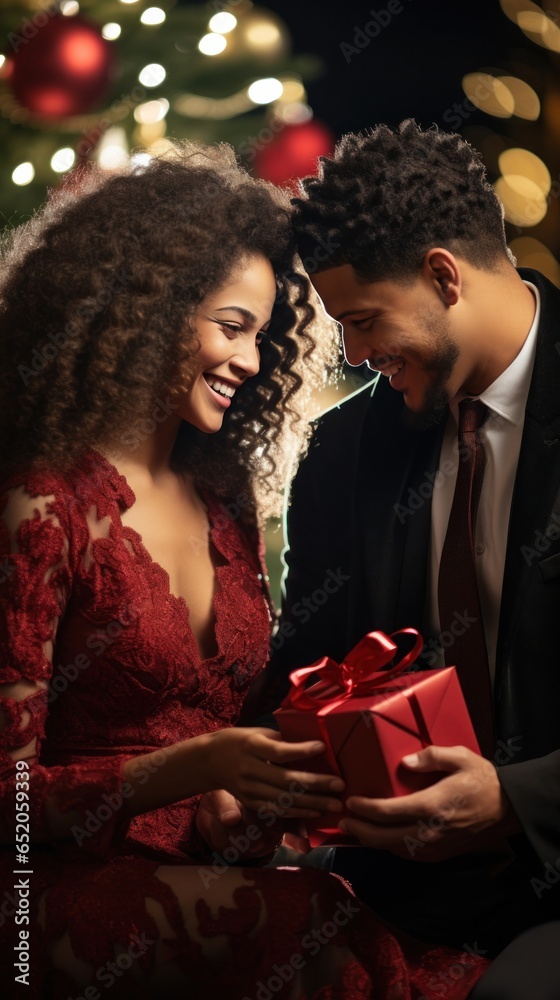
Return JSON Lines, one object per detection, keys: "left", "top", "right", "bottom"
{"left": 500, "top": 0, "right": 544, "bottom": 26}
{"left": 277, "top": 79, "right": 306, "bottom": 104}
{"left": 51, "top": 147, "right": 76, "bottom": 173}
{"left": 60, "top": 1, "right": 79, "bottom": 15}
{"left": 102, "top": 23, "right": 122, "bottom": 41}
{"left": 198, "top": 33, "right": 227, "bottom": 56}
{"left": 173, "top": 90, "right": 254, "bottom": 119}
{"left": 138, "top": 64, "right": 166, "bottom": 88}
{"left": 208, "top": 13, "right": 237, "bottom": 34}
{"left": 96, "top": 126, "right": 129, "bottom": 169}
{"left": 141, "top": 8, "right": 166, "bottom": 26}
{"left": 510, "top": 236, "right": 560, "bottom": 284}
{"left": 277, "top": 102, "right": 312, "bottom": 124}
{"left": 499, "top": 148, "right": 551, "bottom": 195}
{"left": 12, "top": 162, "right": 35, "bottom": 185}
{"left": 246, "top": 22, "right": 281, "bottom": 49}
{"left": 495, "top": 175, "right": 547, "bottom": 227}
{"left": 498, "top": 76, "right": 540, "bottom": 120}
{"left": 462, "top": 73, "right": 514, "bottom": 118}
{"left": 134, "top": 98, "right": 169, "bottom": 124}
{"left": 247, "top": 78, "right": 284, "bottom": 105}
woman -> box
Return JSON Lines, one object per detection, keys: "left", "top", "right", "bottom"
{"left": 0, "top": 143, "right": 487, "bottom": 999}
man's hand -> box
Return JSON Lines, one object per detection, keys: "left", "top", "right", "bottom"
{"left": 338, "top": 745, "right": 521, "bottom": 862}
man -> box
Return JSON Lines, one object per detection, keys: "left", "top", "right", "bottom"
{"left": 199, "top": 121, "right": 560, "bottom": 995}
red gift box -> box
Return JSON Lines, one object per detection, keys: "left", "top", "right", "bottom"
{"left": 274, "top": 629, "right": 481, "bottom": 846}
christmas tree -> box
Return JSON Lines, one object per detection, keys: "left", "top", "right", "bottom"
{"left": 0, "top": 0, "right": 330, "bottom": 228}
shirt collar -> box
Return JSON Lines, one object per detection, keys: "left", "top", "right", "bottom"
{"left": 452, "top": 280, "right": 540, "bottom": 427}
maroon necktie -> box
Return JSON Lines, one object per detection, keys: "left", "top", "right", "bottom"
{"left": 437, "top": 399, "right": 495, "bottom": 758}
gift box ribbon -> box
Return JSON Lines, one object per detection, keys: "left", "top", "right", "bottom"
{"left": 285, "top": 628, "right": 424, "bottom": 712}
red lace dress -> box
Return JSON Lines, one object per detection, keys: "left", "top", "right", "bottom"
{"left": 0, "top": 450, "right": 489, "bottom": 999}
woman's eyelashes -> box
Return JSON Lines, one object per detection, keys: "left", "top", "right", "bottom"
{"left": 217, "top": 320, "right": 265, "bottom": 345}
{"left": 219, "top": 321, "right": 242, "bottom": 335}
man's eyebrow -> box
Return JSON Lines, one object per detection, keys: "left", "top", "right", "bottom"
{"left": 214, "top": 306, "right": 257, "bottom": 324}
{"left": 336, "top": 308, "right": 381, "bottom": 321}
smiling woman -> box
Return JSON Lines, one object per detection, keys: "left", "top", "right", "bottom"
{"left": 0, "top": 145, "right": 429, "bottom": 1000}
{"left": 0, "top": 143, "right": 338, "bottom": 523}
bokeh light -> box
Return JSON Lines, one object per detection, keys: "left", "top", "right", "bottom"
{"left": 198, "top": 33, "right": 227, "bottom": 56}
{"left": 101, "top": 23, "right": 121, "bottom": 41}
{"left": 247, "top": 78, "right": 284, "bottom": 105}
{"left": 208, "top": 13, "right": 237, "bottom": 34}
{"left": 51, "top": 147, "right": 76, "bottom": 173}
{"left": 12, "top": 162, "right": 35, "bottom": 185}
{"left": 462, "top": 73, "right": 514, "bottom": 118}
{"left": 138, "top": 63, "right": 166, "bottom": 87}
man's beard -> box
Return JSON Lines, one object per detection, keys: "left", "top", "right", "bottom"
{"left": 400, "top": 315, "right": 460, "bottom": 431}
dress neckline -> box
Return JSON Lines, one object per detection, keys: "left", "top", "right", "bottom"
{"left": 84, "top": 447, "right": 229, "bottom": 665}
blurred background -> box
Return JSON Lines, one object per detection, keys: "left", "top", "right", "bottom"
{"left": 1, "top": 0, "right": 558, "bottom": 603}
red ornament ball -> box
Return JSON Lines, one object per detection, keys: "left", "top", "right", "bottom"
{"left": 9, "top": 14, "right": 114, "bottom": 119}
{"left": 254, "top": 121, "right": 334, "bottom": 189}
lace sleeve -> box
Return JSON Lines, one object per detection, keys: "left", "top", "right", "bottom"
{"left": 0, "top": 479, "right": 132, "bottom": 857}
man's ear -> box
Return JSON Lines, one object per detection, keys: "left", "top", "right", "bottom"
{"left": 422, "top": 248, "right": 461, "bottom": 305}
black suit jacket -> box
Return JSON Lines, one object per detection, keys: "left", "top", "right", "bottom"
{"left": 262, "top": 267, "right": 560, "bottom": 899}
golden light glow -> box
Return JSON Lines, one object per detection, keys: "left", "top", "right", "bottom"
{"left": 247, "top": 78, "right": 284, "bottom": 105}
{"left": 277, "top": 78, "right": 306, "bottom": 104}
{"left": 277, "top": 102, "right": 313, "bottom": 124}
{"left": 499, "top": 0, "right": 544, "bottom": 25}
{"left": 498, "top": 148, "right": 551, "bottom": 195}
{"left": 133, "top": 98, "right": 169, "bottom": 124}
{"left": 51, "top": 147, "right": 76, "bottom": 173}
{"left": 148, "top": 138, "right": 178, "bottom": 158}
{"left": 509, "top": 236, "right": 560, "bottom": 286}
{"left": 234, "top": 9, "right": 289, "bottom": 59}
{"left": 135, "top": 120, "right": 166, "bottom": 145}
{"left": 494, "top": 175, "right": 548, "bottom": 227}
{"left": 140, "top": 7, "right": 166, "bottom": 26}
{"left": 12, "top": 162, "right": 35, "bottom": 186}
{"left": 198, "top": 33, "right": 227, "bottom": 56}
{"left": 97, "top": 127, "right": 129, "bottom": 170}
{"left": 173, "top": 90, "right": 254, "bottom": 120}
{"left": 138, "top": 64, "right": 166, "bottom": 87}
{"left": 246, "top": 22, "right": 282, "bottom": 49}
{"left": 501, "top": 0, "right": 560, "bottom": 53}
{"left": 462, "top": 73, "right": 514, "bottom": 118}
{"left": 208, "top": 13, "right": 237, "bottom": 33}
{"left": 498, "top": 76, "right": 540, "bottom": 120}
{"left": 60, "top": 1, "right": 79, "bottom": 15}
{"left": 102, "top": 23, "right": 121, "bottom": 40}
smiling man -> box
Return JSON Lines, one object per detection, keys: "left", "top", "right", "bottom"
{"left": 255, "top": 120, "right": 560, "bottom": 997}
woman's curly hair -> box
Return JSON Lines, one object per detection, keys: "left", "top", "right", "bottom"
{"left": 292, "top": 118, "right": 513, "bottom": 282}
{"left": 0, "top": 142, "right": 339, "bottom": 522}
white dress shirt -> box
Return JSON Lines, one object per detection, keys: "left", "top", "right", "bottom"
{"left": 425, "top": 281, "right": 540, "bottom": 683}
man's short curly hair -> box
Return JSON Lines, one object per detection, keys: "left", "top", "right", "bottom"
{"left": 0, "top": 142, "right": 338, "bottom": 522}
{"left": 292, "top": 119, "right": 512, "bottom": 282}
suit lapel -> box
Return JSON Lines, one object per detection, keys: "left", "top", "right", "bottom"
{"left": 347, "top": 265, "right": 560, "bottom": 668}
{"left": 349, "top": 375, "right": 444, "bottom": 643}
{"left": 496, "top": 269, "right": 560, "bottom": 689}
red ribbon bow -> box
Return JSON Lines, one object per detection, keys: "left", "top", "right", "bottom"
{"left": 285, "top": 628, "right": 424, "bottom": 711}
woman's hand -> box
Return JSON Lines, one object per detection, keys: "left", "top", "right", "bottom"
{"left": 201, "top": 727, "right": 344, "bottom": 819}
